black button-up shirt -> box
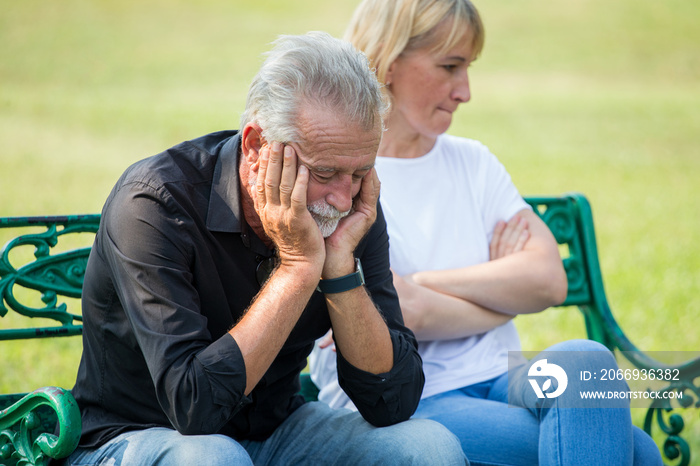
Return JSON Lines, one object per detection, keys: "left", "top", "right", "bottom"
{"left": 72, "top": 130, "right": 424, "bottom": 448}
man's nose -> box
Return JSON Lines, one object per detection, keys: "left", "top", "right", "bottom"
{"left": 325, "top": 175, "right": 354, "bottom": 213}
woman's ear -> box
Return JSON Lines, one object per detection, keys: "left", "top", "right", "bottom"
{"left": 385, "top": 60, "right": 396, "bottom": 86}
{"left": 241, "top": 123, "right": 265, "bottom": 164}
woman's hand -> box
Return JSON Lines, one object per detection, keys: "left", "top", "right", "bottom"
{"left": 490, "top": 214, "right": 530, "bottom": 260}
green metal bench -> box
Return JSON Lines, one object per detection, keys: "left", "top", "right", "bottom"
{"left": 0, "top": 215, "right": 97, "bottom": 466}
{"left": 0, "top": 195, "right": 697, "bottom": 466}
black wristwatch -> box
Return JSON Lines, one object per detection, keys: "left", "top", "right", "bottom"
{"left": 317, "top": 258, "right": 365, "bottom": 294}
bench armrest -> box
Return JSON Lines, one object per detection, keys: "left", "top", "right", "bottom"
{"left": 0, "top": 387, "right": 81, "bottom": 466}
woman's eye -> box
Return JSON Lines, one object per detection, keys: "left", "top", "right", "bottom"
{"left": 443, "top": 64, "right": 457, "bottom": 72}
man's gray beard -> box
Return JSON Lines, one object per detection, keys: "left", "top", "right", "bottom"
{"left": 307, "top": 201, "right": 350, "bottom": 238}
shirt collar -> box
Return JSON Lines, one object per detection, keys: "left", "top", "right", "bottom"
{"left": 206, "top": 132, "right": 243, "bottom": 233}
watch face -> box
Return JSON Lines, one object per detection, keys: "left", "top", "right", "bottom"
{"left": 356, "top": 258, "right": 365, "bottom": 284}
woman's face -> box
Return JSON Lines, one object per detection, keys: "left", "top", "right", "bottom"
{"left": 386, "top": 31, "right": 474, "bottom": 140}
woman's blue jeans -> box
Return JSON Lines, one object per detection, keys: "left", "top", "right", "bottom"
{"left": 412, "top": 339, "right": 662, "bottom": 466}
{"left": 65, "top": 401, "right": 467, "bottom": 465}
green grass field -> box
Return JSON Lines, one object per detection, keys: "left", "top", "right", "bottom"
{"left": 2, "top": 0, "right": 699, "bottom": 460}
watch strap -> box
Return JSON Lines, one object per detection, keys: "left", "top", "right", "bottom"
{"left": 317, "top": 258, "right": 365, "bottom": 294}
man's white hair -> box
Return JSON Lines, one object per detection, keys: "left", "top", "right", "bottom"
{"left": 240, "top": 31, "right": 388, "bottom": 143}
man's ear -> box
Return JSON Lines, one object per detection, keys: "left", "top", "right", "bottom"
{"left": 241, "top": 123, "right": 265, "bottom": 164}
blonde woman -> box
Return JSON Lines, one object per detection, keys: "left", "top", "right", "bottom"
{"left": 309, "top": 1, "right": 661, "bottom": 464}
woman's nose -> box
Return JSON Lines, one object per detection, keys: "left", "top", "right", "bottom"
{"left": 453, "top": 71, "right": 471, "bottom": 103}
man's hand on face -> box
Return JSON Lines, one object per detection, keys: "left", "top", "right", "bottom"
{"left": 255, "top": 142, "right": 325, "bottom": 272}
{"left": 322, "top": 167, "right": 380, "bottom": 279}
{"left": 254, "top": 139, "right": 380, "bottom": 281}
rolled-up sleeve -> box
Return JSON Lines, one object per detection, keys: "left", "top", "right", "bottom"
{"left": 337, "top": 331, "right": 424, "bottom": 426}
{"left": 336, "top": 203, "right": 424, "bottom": 425}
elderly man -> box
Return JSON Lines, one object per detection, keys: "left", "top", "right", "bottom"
{"left": 66, "top": 32, "right": 466, "bottom": 465}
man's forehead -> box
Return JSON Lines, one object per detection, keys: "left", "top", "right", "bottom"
{"left": 292, "top": 136, "right": 378, "bottom": 171}
{"left": 296, "top": 103, "right": 382, "bottom": 144}
{"left": 292, "top": 128, "right": 380, "bottom": 170}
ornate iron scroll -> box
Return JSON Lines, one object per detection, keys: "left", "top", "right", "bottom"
{"left": 641, "top": 370, "right": 700, "bottom": 466}
{"left": 524, "top": 197, "right": 590, "bottom": 306}
{"left": 0, "top": 387, "right": 81, "bottom": 466}
{"left": 0, "top": 215, "right": 99, "bottom": 340}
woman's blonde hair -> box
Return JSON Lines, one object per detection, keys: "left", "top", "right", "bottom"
{"left": 344, "top": 0, "right": 484, "bottom": 85}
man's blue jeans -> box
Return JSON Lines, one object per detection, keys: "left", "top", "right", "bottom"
{"left": 412, "top": 339, "right": 662, "bottom": 466}
{"left": 65, "top": 401, "right": 467, "bottom": 465}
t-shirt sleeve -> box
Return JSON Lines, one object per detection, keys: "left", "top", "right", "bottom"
{"left": 470, "top": 142, "right": 531, "bottom": 239}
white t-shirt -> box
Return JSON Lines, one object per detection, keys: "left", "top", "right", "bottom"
{"left": 309, "top": 134, "right": 530, "bottom": 407}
